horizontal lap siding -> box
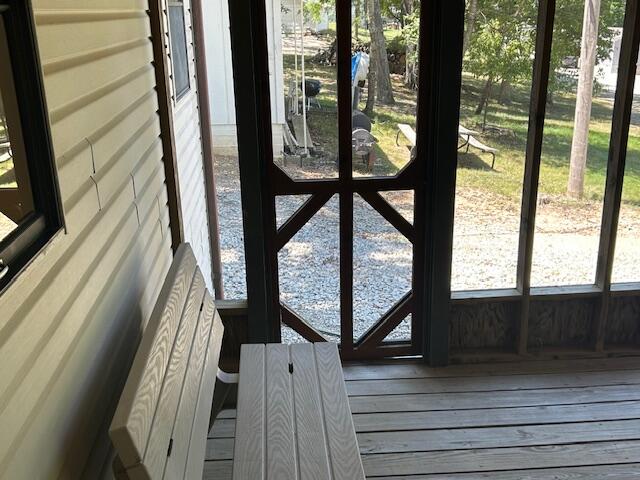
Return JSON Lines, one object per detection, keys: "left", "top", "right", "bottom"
{"left": 0, "top": 3, "right": 173, "bottom": 479}
{"left": 164, "top": 0, "right": 213, "bottom": 291}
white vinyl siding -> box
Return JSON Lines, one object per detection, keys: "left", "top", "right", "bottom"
{"left": 0, "top": 2, "right": 173, "bottom": 478}
{"left": 164, "top": 0, "right": 213, "bottom": 291}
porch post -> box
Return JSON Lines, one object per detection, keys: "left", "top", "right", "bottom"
{"left": 417, "top": 0, "right": 464, "bottom": 366}
{"left": 227, "top": 0, "right": 281, "bottom": 343}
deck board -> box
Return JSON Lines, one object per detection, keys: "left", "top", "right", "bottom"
{"left": 205, "top": 356, "right": 640, "bottom": 479}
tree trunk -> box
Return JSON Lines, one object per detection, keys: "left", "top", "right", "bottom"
{"left": 403, "top": 0, "right": 417, "bottom": 89}
{"left": 355, "top": 0, "right": 360, "bottom": 41}
{"left": 498, "top": 79, "right": 511, "bottom": 104}
{"left": 462, "top": 0, "right": 478, "bottom": 57}
{"left": 405, "top": 44, "right": 418, "bottom": 89}
{"left": 364, "top": 57, "right": 377, "bottom": 116}
{"left": 363, "top": 0, "right": 368, "bottom": 29}
{"left": 475, "top": 78, "right": 493, "bottom": 114}
{"left": 367, "top": 0, "right": 395, "bottom": 104}
{"left": 568, "top": 0, "right": 601, "bottom": 198}
{"left": 547, "top": 90, "right": 555, "bottom": 106}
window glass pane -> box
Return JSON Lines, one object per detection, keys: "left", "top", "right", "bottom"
{"left": 531, "top": 0, "right": 627, "bottom": 287}
{"left": 350, "top": 0, "right": 419, "bottom": 178}
{"left": 612, "top": 96, "right": 640, "bottom": 283}
{"left": 0, "top": 38, "right": 35, "bottom": 244}
{"left": 353, "top": 193, "right": 412, "bottom": 343}
{"left": 273, "top": 0, "right": 339, "bottom": 179}
{"left": 169, "top": 4, "right": 190, "bottom": 100}
{"left": 451, "top": 0, "right": 534, "bottom": 291}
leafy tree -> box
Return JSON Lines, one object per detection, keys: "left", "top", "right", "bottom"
{"left": 463, "top": 0, "right": 538, "bottom": 113}
{"left": 462, "top": 0, "right": 625, "bottom": 114}
{"left": 547, "top": 0, "right": 625, "bottom": 99}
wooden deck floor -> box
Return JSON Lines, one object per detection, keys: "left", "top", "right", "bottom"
{"left": 204, "top": 356, "right": 640, "bottom": 478}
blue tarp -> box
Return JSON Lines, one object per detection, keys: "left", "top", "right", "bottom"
{"left": 351, "top": 52, "right": 362, "bottom": 84}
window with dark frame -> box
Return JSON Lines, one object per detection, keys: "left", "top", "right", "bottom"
{"left": 0, "top": 0, "right": 63, "bottom": 292}
{"left": 168, "top": 1, "right": 190, "bottom": 102}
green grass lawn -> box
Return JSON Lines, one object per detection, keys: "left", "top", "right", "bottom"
{"left": 282, "top": 52, "right": 640, "bottom": 206}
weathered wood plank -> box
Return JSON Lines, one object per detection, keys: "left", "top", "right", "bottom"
{"left": 130, "top": 269, "right": 205, "bottom": 478}
{"left": 349, "top": 383, "right": 640, "bottom": 413}
{"left": 342, "top": 357, "right": 640, "bottom": 381}
{"left": 216, "top": 409, "right": 236, "bottom": 419}
{"left": 314, "top": 343, "right": 365, "bottom": 480}
{"left": 290, "top": 343, "right": 332, "bottom": 480}
{"left": 358, "top": 419, "right": 640, "bottom": 454}
{"left": 232, "top": 344, "right": 265, "bottom": 479}
{"left": 184, "top": 298, "right": 224, "bottom": 480}
{"left": 203, "top": 460, "right": 232, "bottom": 480}
{"left": 265, "top": 344, "right": 296, "bottom": 479}
{"left": 361, "top": 440, "right": 640, "bottom": 476}
{"left": 353, "top": 400, "right": 640, "bottom": 432}
{"left": 208, "top": 418, "right": 235, "bottom": 439}
{"left": 206, "top": 438, "right": 234, "bottom": 461}
{"left": 375, "top": 463, "right": 640, "bottom": 479}
{"left": 347, "top": 370, "right": 640, "bottom": 396}
{"left": 110, "top": 245, "right": 196, "bottom": 467}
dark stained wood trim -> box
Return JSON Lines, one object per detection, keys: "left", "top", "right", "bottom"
{"left": 271, "top": 173, "right": 418, "bottom": 196}
{"left": 355, "top": 292, "right": 413, "bottom": 350}
{"left": 451, "top": 288, "right": 521, "bottom": 304}
{"left": 276, "top": 192, "right": 333, "bottom": 250}
{"left": 216, "top": 299, "right": 249, "bottom": 317}
{"left": 147, "top": 0, "right": 184, "bottom": 252}
{"left": 336, "top": 0, "right": 355, "bottom": 356}
{"left": 191, "top": 0, "right": 225, "bottom": 298}
{"left": 359, "top": 191, "right": 415, "bottom": 243}
{"left": 351, "top": 344, "right": 416, "bottom": 360}
{"left": 339, "top": 189, "right": 355, "bottom": 355}
{"left": 228, "top": 0, "right": 281, "bottom": 342}
{"left": 593, "top": 0, "right": 640, "bottom": 351}
{"left": 417, "top": 0, "right": 465, "bottom": 366}
{"left": 610, "top": 283, "right": 640, "bottom": 296}
{"left": 515, "top": 0, "right": 556, "bottom": 354}
{"left": 280, "top": 303, "right": 329, "bottom": 343}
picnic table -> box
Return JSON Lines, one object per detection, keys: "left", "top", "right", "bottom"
{"left": 396, "top": 123, "right": 497, "bottom": 169}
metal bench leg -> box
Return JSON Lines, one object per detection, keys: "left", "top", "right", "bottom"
{"left": 396, "top": 130, "right": 401, "bottom": 146}
{"left": 491, "top": 152, "right": 495, "bottom": 169}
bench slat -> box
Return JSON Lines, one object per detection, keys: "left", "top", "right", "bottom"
{"left": 184, "top": 293, "right": 224, "bottom": 480}
{"left": 133, "top": 269, "right": 206, "bottom": 478}
{"left": 110, "top": 245, "right": 197, "bottom": 467}
{"left": 163, "top": 287, "right": 215, "bottom": 479}
{"left": 397, "top": 123, "right": 416, "bottom": 146}
{"left": 291, "top": 344, "right": 332, "bottom": 480}
{"left": 233, "top": 344, "right": 266, "bottom": 479}
{"left": 266, "top": 344, "right": 297, "bottom": 478}
{"left": 467, "top": 135, "right": 497, "bottom": 153}
{"left": 314, "top": 343, "right": 366, "bottom": 480}
{"left": 233, "top": 343, "right": 364, "bottom": 479}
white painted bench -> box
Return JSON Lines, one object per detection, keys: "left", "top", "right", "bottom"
{"left": 233, "top": 342, "right": 365, "bottom": 480}
{"left": 110, "top": 244, "right": 224, "bottom": 479}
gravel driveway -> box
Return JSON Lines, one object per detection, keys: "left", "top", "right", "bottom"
{"left": 215, "top": 155, "right": 640, "bottom": 343}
